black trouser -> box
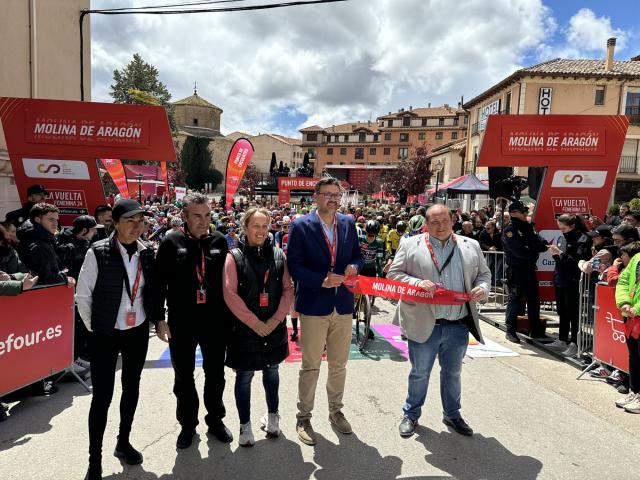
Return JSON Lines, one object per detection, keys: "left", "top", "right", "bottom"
{"left": 169, "top": 322, "right": 226, "bottom": 429}
{"left": 627, "top": 335, "right": 640, "bottom": 393}
{"left": 88, "top": 322, "right": 149, "bottom": 463}
{"left": 505, "top": 267, "right": 542, "bottom": 336}
{"left": 555, "top": 285, "right": 580, "bottom": 343}
{"left": 74, "top": 308, "right": 90, "bottom": 360}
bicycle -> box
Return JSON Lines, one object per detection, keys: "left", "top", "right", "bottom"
{"left": 354, "top": 292, "right": 372, "bottom": 351}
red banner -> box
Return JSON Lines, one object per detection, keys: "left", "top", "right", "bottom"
{"left": 594, "top": 284, "right": 629, "bottom": 373}
{"left": 478, "top": 115, "right": 628, "bottom": 301}
{"left": 0, "top": 97, "right": 176, "bottom": 225}
{"left": 0, "top": 285, "right": 74, "bottom": 396}
{"left": 101, "top": 158, "right": 129, "bottom": 199}
{"left": 344, "top": 275, "right": 471, "bottom": 304}
{"left": 160, "top": 161, "right": 170, "bottom": 197}
{"left": 224, "top": 138, "right": 254, "bottom": 210}
{"left": 278, "top": 177, "right": 320, "bottom": 204}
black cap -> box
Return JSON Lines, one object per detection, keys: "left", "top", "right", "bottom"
{"left": 588, "top": 224, "right": 613, "bottom": 239}
{"left": 27, "top": 184, "right": 48, "bottom": 196}
{"left": 112, "top": 199, "right": 147, "bottom": 221}
{"left": 72, "top": 215, "right": 98, "bottom": 230}
{"left": 508, "top": 201, "right": 529, "bottom": 213}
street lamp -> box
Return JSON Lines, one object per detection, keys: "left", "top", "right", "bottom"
{"left": 433, "top": 159, "right": 444, "bottom": 201}
{"left": 136, "top": 173, "right": 143, "bottom": 203}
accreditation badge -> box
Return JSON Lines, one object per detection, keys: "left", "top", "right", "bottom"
{"left": 196, "top": 288, "right": 207, "bottom": 304}
{"left": 260, "top": 292, "right": 269, "bottom": 307}
{"left": 126, "top": 310, "right": 137, "bottom": 327}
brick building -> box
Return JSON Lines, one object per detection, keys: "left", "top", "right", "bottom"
{"left": 300, "top": 104, "right": 468, "bottom": 192}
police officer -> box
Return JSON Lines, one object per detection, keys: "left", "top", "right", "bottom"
{"left": 152, "top": 192, "right": 233, "bottom": 449}
{"left": 502, "top": 201, "right": 548, "bottom": 343}
{"left": 5, "top": 184, "right": 48, "bottom": 227}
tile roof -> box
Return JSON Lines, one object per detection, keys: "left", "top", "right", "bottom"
{"left": 465, "top": 58, "right": 640, "bottom": 107}
{"left": 173, "top": 93, "right": 222, "bottom": 111}
{"left": 300, "top": 125, "right": 324, "bottom": 132}
{"left": 378, "top": 106, "right": 461, "bottom": 119}
{"left": 271, "top": 134, "right": 302, "bottom": 146}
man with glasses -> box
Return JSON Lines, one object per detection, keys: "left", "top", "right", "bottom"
{"left": 612, "top": 224, "right": 640, "bottom": 251}
{"left": 287, "top": 177, "right": 363, "bottom": 446}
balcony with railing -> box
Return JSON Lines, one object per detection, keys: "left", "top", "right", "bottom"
{"left": 471, "top": 122, "right": 479, "bottom": 135}
{"left": 626, "top": 106, "right": 640, "bottom": 126}
{"left": 619, "top": 156, "right": 640, "bottom": 174}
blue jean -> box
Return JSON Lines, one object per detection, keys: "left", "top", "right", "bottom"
{"left": 404, "top": 323, "right": 469, "bottom": 421}
{"left": 234, "top": 365, "right": 280, "bottom": 424}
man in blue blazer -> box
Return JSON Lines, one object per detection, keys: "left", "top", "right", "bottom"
{"left": 287, "top": 177, "right": 363, "bottom": 446}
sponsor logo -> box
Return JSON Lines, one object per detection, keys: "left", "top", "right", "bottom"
{"left": 22, "top": 158, "right": 90, "bottom": 180}
{"left": 551, "top": 170, "right": 606, "bottom": 189}
{"left": 536, "top": 230, "right": 560, "bottom": 272}
{"left": 45, "top": 189, "right": 88, "bottom": 215}
{"left": 551, "top": 197, "right": 590, "bottom": 215}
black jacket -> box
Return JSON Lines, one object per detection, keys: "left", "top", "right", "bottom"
{"left": 479, "top": 230, "right": 502, "bottom": 251}
{"left": 16, "top": 221, "right": 67, "bottom": 285}
{"left": 225, "top": 239, "right": 288, "bottom": 371}
{"left": 5, "top": 202, "right": 35, "bottom": 228}
{"left": 553, "top": 229, "right": 592, "bottom": 287}
{"left": 56, "top": 229, "right": 90, "bottom": 280}
{"left": 502, "top": 218, "right": 547, "bottom": 269}
{"left": 152, "top": 227, "right": 230, "bottom": 326}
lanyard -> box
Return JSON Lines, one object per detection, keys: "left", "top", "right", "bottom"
{"left": 117, "top": 240, "right": 143, "bottom": 307}
{"left": 262, "top": 269, "right": 270, "bottom": 293}
{"left": 183, "top": 227, "right": 206, "bottom": 289}
{"left": 425, "top": 234, "right": 457, "bottom": 276}
{"left": 318, "top": 212, "right": 338, "bottom": 271}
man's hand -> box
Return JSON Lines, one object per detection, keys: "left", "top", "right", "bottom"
{"left": 67, "top": 276, "right": 76, "bottom": 288}
{"left": 470, "top": 287, "right": 488, "bottom": 302}
{"left": 322, "top": 272, "right": 344, "bottom": 288}
{"left": 0, "top": 271, "right": 10, "bottom": 281}
{"left": 417, "top": 280, "right": 437, "bottom": 295}
{"left": 252, "top": 321, "right": 271, "bottom": 337}
{"left": 156, "top": 320, "right": 171, "bottom": 342}
{"left": 22, "top": 274, "right": 38, "bottom": 291}
{"left": 344, "top": 265, "right": 358, "bottom": 277}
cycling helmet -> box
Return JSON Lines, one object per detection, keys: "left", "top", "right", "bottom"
{"left": 408, "top": 215, "right": 425, "bottom": 232}
{"left": 365, "top": 220, "right": 381, "bottom": 235}
{"left": 396, "top": 221, "right": 407, "bottom": 234}
{"left": 357, "top": 216, "right": 366, "bottom": 224}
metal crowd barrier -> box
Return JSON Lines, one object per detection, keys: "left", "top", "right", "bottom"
{"left": 480, "top": 250, "right": 507, "bottom": 311}
{"left": 576, "top": 271, "right": 596, "bottom": 359}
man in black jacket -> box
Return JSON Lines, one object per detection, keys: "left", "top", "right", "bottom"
{"left": 502, "top": 201, "right": 548, "bottom": 343}
{"left": 5, "top": 184, "right": 48, "bottom": 228}
{"left": 152, "top": 192, "right": 233, "bottom": 449}
{"left": 16, "top": 203, "right": 74, "bottom": 287}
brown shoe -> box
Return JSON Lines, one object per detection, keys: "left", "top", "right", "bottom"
{"left": 329, "top": 411, "right": 352, "bottom": 434}
{"left": 296, "top": 419, "right": 317, "bottom": 446}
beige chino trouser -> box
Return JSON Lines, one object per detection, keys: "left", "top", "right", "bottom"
{"left": 296, "top": 309, "right": 352, "bottom": 419}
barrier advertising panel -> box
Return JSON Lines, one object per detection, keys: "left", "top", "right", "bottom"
{"left": 594, "top": 284, "right": 629, "bottom": 373}
{"left": 278, "top": 177, "right": 320, "bottom": 204}
{"left": 0, "top": 285, "right": 75, "bottom": 396}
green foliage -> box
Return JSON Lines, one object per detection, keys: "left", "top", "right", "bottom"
{"left": 608, "top": 203, "right": 620, "bottom": 216}
{"left": 629, "top": 198, "right": 640, "bottom": 212}
{"left": 181, "top": 136, "right": 223, "bottom": 190}
{"left": 110, "top": 53, "right": 176, "bottom": 133}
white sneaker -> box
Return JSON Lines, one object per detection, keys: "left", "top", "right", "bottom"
{"left": 615, "top": 392, "right": 637, "bottom": 408}
{"left": 239, "top": 422, "right": 255, "bottom": 447}
{"left": 547, "top": 339, "right": 567, "bottom": 350}
{"left": 623, "top": 394, "right": 640, "bottom": 414}
{"left": 260, "top": 412, "right": 280, "bottom": 437}
{"left": 561, "top": 343, "right": 578, "bottom": 357}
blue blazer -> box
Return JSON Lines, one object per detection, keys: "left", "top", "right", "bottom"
{"left": 287, "top": 212, "right": 364, "bottom": 316}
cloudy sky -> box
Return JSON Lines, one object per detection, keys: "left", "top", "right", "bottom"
{"left": 91, "top": 0, "right": 639, "bottom": 137}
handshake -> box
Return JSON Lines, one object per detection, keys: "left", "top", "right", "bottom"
{"left": 322, "top": 265, "right": 359, "bottom": 288}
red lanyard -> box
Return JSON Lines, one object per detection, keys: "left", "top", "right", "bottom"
{"left": 262, "top": 269, "right": 270, "bottom": 293}
{"left": 117, "top": 239, "right": 143, "bottom": 307}
{"left": 318, "top": 212, "right": 338, "bottom": 271}
{"left": 183, "top": 227, "right": 206, "bottom": 289}
{"left": 425, "top": 233, "right": 457, "bottom": 275}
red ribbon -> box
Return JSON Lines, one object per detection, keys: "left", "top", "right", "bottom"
{"left": 343, "top": 275, "right": 471, "bottom": 305}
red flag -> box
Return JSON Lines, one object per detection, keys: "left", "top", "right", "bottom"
{"left": 100, "top": 158, "right": 129, "bottom": 199}
{"left": 224, "top": 138, "right": 254, "bottom": 210}
{"left": 344, "top": 275, "right": 471, "bottom": 305}
{"left": 160, "top": 161, "right": 169, "bottom": 196}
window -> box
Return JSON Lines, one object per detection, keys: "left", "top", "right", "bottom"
{"left": 398, "top": 148, "right": 409, "bottom": 159}
{"left": 435, "top": 132, "right": 443, "bottom": 140}
{"left": 308, "top": 148, "right": 316, "bottom": 158}
{"left": 193, "top": 118, "right": 198, "bottom": 126}
{"left": 355, "top": 148, "right": 365, "bottom": 159}
{"left": 595, "top": 88, "right": 605, "bottom": 105}
{"left": 359, "top": 132, "right": 366, "bottom": 142}
{"left": 464, "top": 116, "right": 468, "bottom": 124}
{"left": 327, "top": 148, "right": 334, "bottom": 155}
{"left": 418, "top": 132, "right": 426, "bottom": 140}
{"left": 505, "top": 91, "right": 512, "bottom": 113}
{"left": 403, "top": 116, "right": 411, "bottom": 127}
{"left": 384, "top": 147, "right": 391, "bottom": 155}
{"left": 370, "top": 147, "right": 377, "bottom": 155}
{"left": 340, "top": 148, "right": 347, "bottom": 155}
{"left": 387, "top": 120, "right": 393, "bottom": 127}
{"left": 307, "top": 133, "right": 317, "bottom": 141}
{"left": 400, "top": 133, "right": 409, "bottom": 142}
{"left": 451, "top": 132, "right": 458, "bottom": 139}
{"left": 453, "top": 117, "right": 459, "bottom": 125}
{"left": 438, "top": 118, "right": 445, "bottom": 126}
{"left": 373, "top": 134, "right": 379, "bottom": 142}
{"left": 384, "top": 132, "right": 392, "bottom": 141}
{"left": 343, "top": 135, "right": 349, "bottom": 142}
{"left": 421, "top": 118, "right": 427, "bottom": 126}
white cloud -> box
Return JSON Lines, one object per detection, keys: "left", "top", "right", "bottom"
{"left": 89, "top": 0, "right": 568, "bottom": 137}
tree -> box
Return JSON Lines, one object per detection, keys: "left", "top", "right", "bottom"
{"left": 110, "top": 53, "right": 177, "bottom": 132}
{"left": 269, "top": 152, "right": 277, "bottom": 174}
{"left": 180, "top": 136, "right": 223, "bottom": 190}
{"left": 239, "top": 164, "right": 261, "bottom": 199}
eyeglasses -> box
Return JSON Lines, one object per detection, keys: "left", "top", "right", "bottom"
{"left": 316, "top": 192, "right": 342, "bottom": 200}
